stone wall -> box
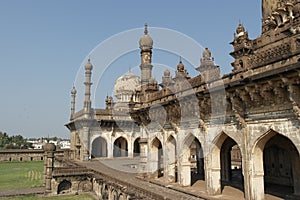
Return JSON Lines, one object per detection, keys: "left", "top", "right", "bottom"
{"left": 0, "top": 149, "right": 64, "bottom": 162}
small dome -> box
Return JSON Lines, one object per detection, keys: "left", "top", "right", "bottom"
{"left": 139, "top": 24, "right": 153, "bottom": 51}
{"left": 177, "top": 60, "right": 185, "bottom": 71}
{"left": 202, "top": 48, "right": 211, "bottom": 58}
{"left": 236, "top": 23, "right": 245, "bottom": 35}
{"left": 71, "top": 87, "right": 77, "bottom": 95}
{"left": 164, "top": 69, "right": 170, "bottom": 77}
{"left": 42, "top": 143, "right": 56, "bottom": 152}
{"left": 114, "top": 71, "right": 140, "bottom": 98}
{"left": 84, "top": 58, "right": 93, "bottom": 71}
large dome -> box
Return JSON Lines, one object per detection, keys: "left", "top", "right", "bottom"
{"left": 114, "top": 71, "right": 140, "bottom": 98}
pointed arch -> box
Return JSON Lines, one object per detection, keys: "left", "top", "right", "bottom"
{"left": 133, "top": 137, "right": 141, "bottom": 157}
{"left": 91, "top": 136, "right": 107, "bottom": 158}
{"left": 251, "top": 130, "right": 300, "bottom": 198}
{"left": 151, "top": 137, "right": 163, "bottom": 178}
{"left": 179, "top": 133, "right": 204, "bottom": 186}
{"left": 210, "top": 132, "right": 243, "bottom": 194}
{"left": 113, "top": 136, "right": 128, "bottom": 157}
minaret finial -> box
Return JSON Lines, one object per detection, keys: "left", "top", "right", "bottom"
{"left": 144, "top": 23, "right": 148, "bottom": 35}
{"left": 179, "top": 56, "right": 182, "bottom": 63}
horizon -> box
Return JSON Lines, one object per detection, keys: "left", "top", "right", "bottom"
{"left": 0, "top": 1, "right": 261, "bottom": 138}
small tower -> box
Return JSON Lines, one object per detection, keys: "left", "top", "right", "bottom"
{"left": 160, "top": 69, "right": 174, "bottom": 88}
{"left": 83, "top": 58, "right": 93, "bottom": 118}
{"left": 230, "top": 24, "right": 253, "bottom": 72}
{"left": 139, "top": 23, "right": 158, "bottom": 92}
{"left": 105, "top": 96, "right": 114, "bottom": 110}
{"left": 70, "top": 86, "right": 77, "bottom": 120}
{"left": 174, "top": 57, "right": 190, "bottom": 81}
{"left": 196, "top": 48, "right": 220, "bottom": 82}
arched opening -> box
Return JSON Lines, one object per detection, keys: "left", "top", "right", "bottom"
{"left": 166, "top": 135, "right": 177, "bottom": 182}
{"left": 133, "top": 137, "right": 140, "bottom": 157}
{"left": 91, "top": 136, "right": 107, "bottom": 158}
{"left": 102, "top": 185, "right": 109, "bottom": 200}
{"left": 190, "top": 137, "right": 204, "bottom": 185}
{"left": 112, "top": 190, "right": 118, "bottom": 200}
{"left": 220, "top": 137, "right": 243, "bottom": 192}
{"left": 9, "top": 157, "right": 11, "bottom": 162}
{"left": 263, "top": 134, "right": 299, "bottom": 198}
{"left": 41, "top": 156, "right": 43, "bottom": 161}
{"left": 113, "top": 137, "right": 128, "bottom": 157}
{"left": 30, "top": 157, "right": 33, "bottom": 161}
{"left": 57, "top": 180, "right": 71, "bottom": 194}
{"left": 151, "top": 137, "right": 163, "bottom": 178}
{"left": 20, "top": 157, "right": 22, "bottom": 161}
{"left": 208, "top": 132, "right": 243, "bottom": 196}
{"left": 252, "top": 131, "right": 300, "bottom": 199}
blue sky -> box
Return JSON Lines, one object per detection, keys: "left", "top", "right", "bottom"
{"left": 0, "top": 1, "right": 261, "bottom": 139}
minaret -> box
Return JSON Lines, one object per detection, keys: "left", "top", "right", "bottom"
{"left": 83, "top": 58, "right": 93, "bottom": 117}
{"left": 70, "top": 86, "right": 76, "bottom": 120}
{"left": 139, "top": 23, "right": 154, "bottom": 87}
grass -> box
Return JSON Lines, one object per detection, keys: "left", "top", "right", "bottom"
{"left": 1, "top": 194, "right": 95, "bottom": 200}
{"left": 0, "top": 161, "right": 44, "bottom": 190}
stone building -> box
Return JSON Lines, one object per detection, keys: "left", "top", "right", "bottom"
{"left": 65, "top": 1, "right": 300, "bottom": 200}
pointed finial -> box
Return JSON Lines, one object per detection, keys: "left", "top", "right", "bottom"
{"left": 179, "top": 56, "right": 182, "bottom": 63}
{"left": 239, "top": 19, "right": 241, "bottom": 25}
{"left": 144, "top": 23, "right": 148, "bottom": 35}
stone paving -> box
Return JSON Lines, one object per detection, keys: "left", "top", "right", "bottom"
{"left": 78, "top": 158, "right": 286, "bottom": 200}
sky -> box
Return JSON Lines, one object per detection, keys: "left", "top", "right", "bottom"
{"left": 0, "top": 1, "right": 261, "bottom": 139}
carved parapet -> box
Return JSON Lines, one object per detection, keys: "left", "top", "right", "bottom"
{"left": 249, "top": 43, "right": 291, "bottom": 68}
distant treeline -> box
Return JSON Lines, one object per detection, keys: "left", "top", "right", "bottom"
{"left": 0, "top": 131, "right": 33, "bottom": 149}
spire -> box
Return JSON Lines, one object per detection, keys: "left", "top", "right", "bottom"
{"left": 70, "top": 86, "right": 77, "bottom": 120}
{"left": 83, "top": 58, "right": 93, "bottom": 117}
{"left": 144, "top": 23, "right": 148, "bottom": 35}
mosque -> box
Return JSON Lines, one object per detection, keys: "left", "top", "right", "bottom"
{"left": 65, "top": 1, "right": 300, "bottom": 199}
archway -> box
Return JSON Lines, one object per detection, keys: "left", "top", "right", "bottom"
{"left": 133, "top": 137, "right": 140, "bottom": 157}
{"left": 190, "top": 137, "right": 204, "bottom": 185}
{"left": 180, "top": 134, "right": 204, "bottom": 186}
{"left": 113, "top": 137, "right": 128, "bottom": 157}
{"left": 264, "top": 134, "right": 299, "bottom": 198}
{"left": 151, "top": 137, "right": 163, "bottom": 178}
{"left": 166, "top": 135, "right": 177, "bottom": 182}
{"left": 91, "top": 136, "right": 107, "bottom": 158}
{"left": 252, "top": 131, "right": 300, "bottom": 199}
{"left": 102, "top": 185, "right": 109, "bottom": 200}
{"left": 57, "top": 180, "right": 71, "bottom": 194}
{"left": 220, "top": 137, "right": 243, "bottom": 191}
{"left": 208, "top": 132, "right": 243, "bottom": 196}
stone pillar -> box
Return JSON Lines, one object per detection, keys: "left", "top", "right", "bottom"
{"left": 206, "top": 155, "right": 221, "bottom": 195}
{"left": 42, "top": 143, "right": 56, "bottom": 194}
{"left": 107, "top": 140, "right": 113, "bottom": 158}
{"left": 128, "top": 139, "right": 133, "bottom": 158}
{"left": 180, "top": 162, "right": 191, "bottom": 186}
{"left": 138, "top": 138, "right": 148, "bottom": 178}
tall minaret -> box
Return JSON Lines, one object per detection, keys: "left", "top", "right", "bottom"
{"left": 83, "top": 58, "right": 93, "bottom": 117}
{"left": 139, "top": 23, "right": 154, "bottom": 87}
{"left": 70, "top": 86, "right": 77, "bottom": 120}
